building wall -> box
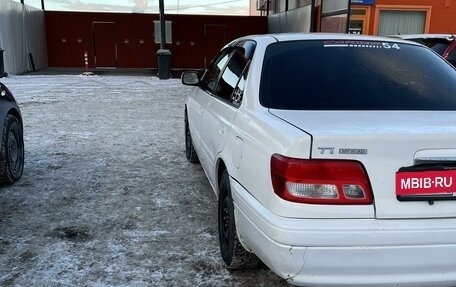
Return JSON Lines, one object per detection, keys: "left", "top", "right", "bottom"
{"left": 45, "top": 12, "right": 268, "bottom": 71}
{"left": 268, "top": 5, "right": 313, "bottom": 33}
{"left": 351, "top": 0, "right": 456, "bottom": 35}
{"left": 253, "top": 0, "right": 456, "bottom": 35}
{"left": 0, "top": 0, "right": 48, "bottom": 75}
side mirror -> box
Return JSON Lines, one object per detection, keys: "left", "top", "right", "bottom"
{"left": 181, "top": 71, "right": 200, "bottom": 86}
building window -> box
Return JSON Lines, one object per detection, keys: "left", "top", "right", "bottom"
{"left": 375, "top": 6, "right": 431, "bottom": 36}
{"left": 24, "top": 0, "right": 43, "bottom": 9}
{"left": 288, "top": 0, "right": 312, "bottom": 10}
{"left": 278, "top": 0, "right": 286, "bottom": 13}
{"left": 273, "top": 0, "right": 313, "bottom": 13}
{"left": 320, "top": 0, "right": 350, "bottom": 33}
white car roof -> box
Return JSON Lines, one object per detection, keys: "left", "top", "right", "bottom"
{"left": 237, "top": 33, "right": 422, "bottom": 45}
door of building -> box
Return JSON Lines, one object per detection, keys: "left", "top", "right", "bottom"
{"left": 349, "top": 7, "right": 370, "bottom": 34}
{"left": 204, "top": 24, "right": 226, "bottom": 67}
{"left": 93, "top": 22, "right": 117, "bottom": 67}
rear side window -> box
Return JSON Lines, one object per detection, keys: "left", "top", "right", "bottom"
{"left": 200, "top": 40, "right": 255, "bottom": 107}
{"left": 423, "top": 39, "right": 451, "bottom": 56}
{"left": 260, "top": 40, "right": 456, "bottom": 110}
{"left": 217, "top": 48, "right": 250, "bottom": 102}
{"left": 447, "top": 46, "right": 456, "bottom": 66}
{"left": 201, "top": 51, "right": 231, "bottom": 94}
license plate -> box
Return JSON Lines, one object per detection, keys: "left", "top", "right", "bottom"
{"left": 396, "top": 169, "right": 456, "bottom": 197}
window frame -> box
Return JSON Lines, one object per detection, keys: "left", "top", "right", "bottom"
{"left": 373, "top": 5, "right": 431, "bottom": 36}
{"left": 199, "top": 40, "right": 256, "bottom": 108}
{"left": 259, "top": 39, "right": 456, "bottom": 111}
{"left": 200, "top": 48, "right": 234, "bottom": 95}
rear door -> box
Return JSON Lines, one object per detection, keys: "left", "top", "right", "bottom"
{"left": 190, "top": 49, "right": 233, "bottom": 183}
{"left": 199, "top": 41, "right": 255, "bottom": 187}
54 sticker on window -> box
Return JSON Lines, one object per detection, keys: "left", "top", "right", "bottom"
{"left": 323, "top": 40, "right": 401, "bottom": 50}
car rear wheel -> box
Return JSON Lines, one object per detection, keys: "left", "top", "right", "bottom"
{"left": 0, "top": 115, "right": 24, "bottom": 184}
{"left": 218, "top": 170, "right": 259, "bottom": 269}
{"left": 185, "top": 113, "right": 199, "bottom": 163}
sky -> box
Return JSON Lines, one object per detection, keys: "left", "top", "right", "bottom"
{"left": 24, "top": 0, "right": 251, "bottom": 15}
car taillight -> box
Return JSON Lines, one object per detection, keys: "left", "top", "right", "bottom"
{"left": 271, "top": 154, "right": 373, "bottom": 205}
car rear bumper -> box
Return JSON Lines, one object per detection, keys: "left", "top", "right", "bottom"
{"left": 230, "top": 178, "right": 456, "bottom": 287}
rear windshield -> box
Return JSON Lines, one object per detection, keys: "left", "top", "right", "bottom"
{"left": 260, "top": 40, "right": 456, "bottom": 110}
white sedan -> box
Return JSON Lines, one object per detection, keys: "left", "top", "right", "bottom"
{"left": 182, "top": 33, "right": 456, "bottom": 286}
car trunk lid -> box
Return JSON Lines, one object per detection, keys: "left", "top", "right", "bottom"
{"left": 270, "top": 109, "right": 456, "bottom": 219}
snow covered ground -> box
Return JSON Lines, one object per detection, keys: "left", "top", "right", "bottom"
{"left": 0, "top": 70, "right": 287, "bottom": 286}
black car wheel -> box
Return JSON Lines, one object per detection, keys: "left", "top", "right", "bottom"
{"left": 0, "top": 115, "right": 24, "bottom": 184}
{"left": 185, "top": 113, "right": 199, "bottom": 163}
{"left": 218, "top": 170, "right": 259, "bottom": 269}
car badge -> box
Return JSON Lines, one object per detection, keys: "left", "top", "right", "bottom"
{"left": 317, "top": 147, "right": 334, "bottom": 155}
{"left": 339, "top": 148, "right": 368, "bottom": 155}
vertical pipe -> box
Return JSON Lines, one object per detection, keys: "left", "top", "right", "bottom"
{"left": 319, "top": 0, "right": 323, "bottom": 32}
{"left": 310, "top": 0, "right": 315, "bottom": 32}
{"left": 41, "top": 0, "right": 45, "bottom": 10}
{"left": 159, "top": 0, "right": 166, "bottom": 50}
{"left": 346, "top": 0, "right": 351, "bottom": 33}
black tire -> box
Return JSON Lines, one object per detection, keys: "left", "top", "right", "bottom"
{"left": 218, "top": 170, "right": 259, "bottom": 269}
{"left": 185, "top": 113, "right": 199, "bottom": 163}
{"left": 0, "top": 115, "right": 24, "bottom": 185}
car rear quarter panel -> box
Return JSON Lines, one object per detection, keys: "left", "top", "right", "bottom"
{"left": 227, "top": 108, "right": 375, "bottom": 219}
{"left": 224, "top": 106, "right": 310, "bottom": 213}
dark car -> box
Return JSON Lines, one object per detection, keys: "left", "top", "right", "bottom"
{"left": 391, "top": 34, "right": 456, "bottom": 66}
{"left": 0, "top": 82, "right": 24, "bottom": 184}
